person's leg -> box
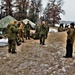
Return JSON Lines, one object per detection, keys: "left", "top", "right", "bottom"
{"left": 39, "top": 34, "right": 42, "bottom": 44}
{"left": 21, "top": 32, "right": 24, "bottom": 42}
{"left": 42, "top": 35, "right": 45, "bottom": 45}
{"left": 8, "top": 40, "right": 12, "bottom": 53}
{"left": 16, "top": 36, "right": 21, "bottom": 46}
{"left": 19, "top": 31, "right": 22, "bottom": 42}
{"left": 46, "top": 32, "right": 48, "bottom": 39}
{"left": 65, "top": 41, "right": 73, "bottom": 57}
{"left": 65, "top": 41, "right": 69, "bottom": 57}
{"left": 68, "top": 44, "right": 73, "bottom": 57}
{"left": 28, "top": 31, "right": 30, "bottom": 39}
{"left": 26, "top": 31, "right": 28, "bottom": 40}
{"left": 12, "top": 40, "right": 16, "bottom": 54}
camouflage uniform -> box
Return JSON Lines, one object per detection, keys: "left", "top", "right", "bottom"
{"left": 58, "top": 26, "right": 63, "bottom": 32}
{"left": 65, "top": 24, "right": 69, "bottom": 31}
{"left": 6, "top": 22, "right": 17, "bottom": 53}
{"left": 33, "top": 24, "right": 40, "bottom": 39}
{"left": 14, "top": 21, "right": 21, "bottom": 45}
{"left": 64, "top": 23, "right": 75, "bottom": 58}
{"left": 39, "top": 23, "right": 46, "bottom": 45}
{"left": 45, "top": 24, "right": 49, "bottom": 38}
{"left": 25, "top": 22, "right": 31, "bottom": 40}
{"left": 35, "top": 24, "right": 39, "bottom": 33}
{"left": 58, "top": 23, "right": 64, "bottom": 32}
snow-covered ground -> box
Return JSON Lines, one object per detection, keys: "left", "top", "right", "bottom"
{"left": 0, "top": 38, "right": 8, "bottom": 46}
{"left": 49, "top": 28, "right": 58, "bottom": 33}
{"left": 0, "top": 32, "right": 75, "bottom": 75}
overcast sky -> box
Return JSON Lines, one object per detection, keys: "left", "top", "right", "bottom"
{"left": 42, "top": 0, "right": 75, "bottom": 21}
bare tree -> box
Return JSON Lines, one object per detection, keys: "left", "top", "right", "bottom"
{"left": 0, "top": 0, "right": 42, "bottom": 21}
{"left": 1, "top": 0, "right": 15, "bottom": 17}
{"left": 44, "top": 0, "right": 65, "bottom": 26}
{"left": 0, "top": 1, "right": 4, "bottom": 18}
{"left": 13, "top": 0, "right": 29, "bottom": 20}
{"left": 29, "top": 0, "right": 42, "bottom": 22}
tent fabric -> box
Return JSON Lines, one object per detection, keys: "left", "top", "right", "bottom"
{"left": 22, "top": 19, "right": 36, "bottom": 29}
{"left": 0, "top": 15, "right": 17, "bottom": 28}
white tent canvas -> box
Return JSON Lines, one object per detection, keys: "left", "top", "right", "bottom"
{"left": 22, "top": 19, "right": 36, "bottom": 29}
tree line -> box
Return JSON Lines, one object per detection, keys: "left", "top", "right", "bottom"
{"left": 0, "top": 0, "right": 65, "bottom": 26}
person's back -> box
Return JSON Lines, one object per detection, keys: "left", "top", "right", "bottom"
{"left": 25, "top": 23, "right": 31, "bottom": 31}
{"left": 6, "top": 24, "right": 11, "bottom": 34}
{"left": 6, "top": 21, "right": 17, "bottom": 54}
{"left": 7, "top": 23, "right": 16, "bottom": 40}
